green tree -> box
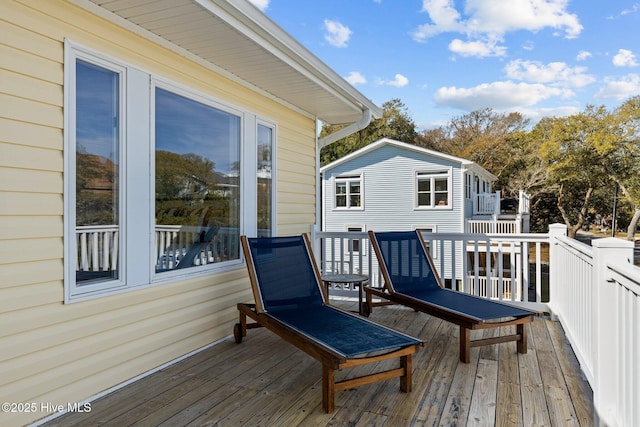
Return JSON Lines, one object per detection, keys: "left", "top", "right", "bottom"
{"left": 603, "top": 96, "right": 640, "bottom": 239}
{"left": 537, "top": 106, "right": 613, "bottom": 238}
{"left": 320, "top": 98, "right": 417, "bottom": 165}
{"left": 415, "top": 108, "right": 531, "bottom": 196}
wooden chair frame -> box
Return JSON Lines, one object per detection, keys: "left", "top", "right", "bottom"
{"left": 365, "top": 230, "right": 538, "bottom": 363}
{"left": 235, "top": 234, "right": 422, "bottom": 413}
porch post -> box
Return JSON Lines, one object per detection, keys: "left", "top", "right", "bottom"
{"left": 547, "top": 223, "right": 567, "bottom": 320}
{"left": 591, "top": 237, "right": 634, "bottom": 427}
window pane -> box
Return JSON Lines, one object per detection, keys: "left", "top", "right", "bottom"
{"left": 336, "top": 195, "right": 347, "bottom": 207}
{"left": 418, "top": 193, "right": 430, "bottom": 206}
{"left": 435, "top": 193, "right": 448, "bottom": 205}
{"left": 257, "top": 124, "right": 273, "bottom": 238}
{"left": 435, "top": 178, "right": 448, "bottom": 192}
{"left": 335, "top": 182, "right": 346, "bottom": 195}
{"left": 75, "top": 60, "right": 120, "bottom": 285}
{"left": 418, "top": 179, "right": 430, "bottom": 192}
{"left": 154, "top": 88, "right": 240, "bottom": 272}
{"left": 350, "top": 194, "right": 361, "bottom": 207}
{"left": 349, "top": 182, "right": 360, "bottom": 195}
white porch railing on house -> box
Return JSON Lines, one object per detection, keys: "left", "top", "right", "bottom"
{"left": 468, "top": 190, "right": 531, "bottom": 233}
{"left": 466, "top": 219, "right": 521, "bottom": 234}
{"left": 474, "top": 191, "right": 500, "bottom": 215}
{"left": 473, "top": 190, "right": 531, "bottom": 216}
{"left": 313, "top": 225, "right": 639, "bottom": 427}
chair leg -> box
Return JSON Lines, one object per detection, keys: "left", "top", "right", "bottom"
{"left": 460, "top": 326, "right": 471, "bottom": 363}
{"left": 400, "top": 354, "right": 412, "bottom": 392}
{"left": 322, "top": 364, "right": 335, "bottom": 413}
{"left": 517, "top": 323, "right": 527, "bottom": 354}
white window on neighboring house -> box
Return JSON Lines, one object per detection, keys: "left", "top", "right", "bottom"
{"left": 415, "top": 169, "right": 452, "bottom": 209}
{"left": 334, "top": 175, "right": 362, "bottom": 209}
{"left": 64, "top": 41, "right": 274, "bottom": 302}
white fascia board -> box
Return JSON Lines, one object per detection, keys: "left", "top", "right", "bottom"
{"left": 196, "top": 0, "right": 382, "bottom": 121}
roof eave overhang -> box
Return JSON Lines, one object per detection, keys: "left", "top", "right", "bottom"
{"left": 72, "top": 0, "right": 381, "bottom": 125}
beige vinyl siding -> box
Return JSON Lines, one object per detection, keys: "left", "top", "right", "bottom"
{"left": 0, "top": 1, "right": 316, "bottom": 424}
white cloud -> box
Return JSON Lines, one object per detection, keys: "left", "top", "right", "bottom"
{"left": 594, "top": 74, "right": 640, "bottom": 100}
{"left": 345, "top": 71, "right": 367, "bottom": 85}
{"left": 323, "top": 20, "right": 352, "bottom": 48}
{"left": 412, "top": 0, "right": 582, "bottom": 57}
{"left": 517, "top": 105, "right": 581, "bottom": 120}
{"left": 412, "top": 0, "right": 463, "bottom": 41}
{"left": 576, "top": 50, "right": 592, "bottom": 61}
{"left": 247, "top": 0, "right": 269, "bottom": 11}
{"left": 434, "top": 81, "right": 564, "bottom": 110}
{"left": 376, "top": 74, "right": 409, "bottom": 87}
{"left": 612, "top": 49, "right": 638, "bottom": 67}
{"left": 505, "top": 59, "right": 595, "bottom": 87}
{"left": 388, "top": 74, "right": 409, "bottom": 87}
{"left": 449, "top": 39, "right": 506, "bottom": 57}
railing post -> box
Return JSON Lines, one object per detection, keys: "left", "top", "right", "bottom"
{"left": 310, "top": 224, "right": 322, "bottom": 271}
{"left": 592, "top": 237, "right": 634, "bottom": 427}
{"left": 547, "top": 223, "right": 567, "bottom": 320}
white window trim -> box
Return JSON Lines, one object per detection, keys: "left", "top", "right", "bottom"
{"left": 256, "top": 118, "right": 277, "bottom": 237}
{"left": 64, "top": 40, "right": 275, "bottom": 302}
{"left": 333, "top": 174, "right": 364, "bottom": 210}
{"left": 414, "top": 168, "right": 453, "bottom": 210}
{"left": 64, "top": 41, "right": 129, "bottom": 302}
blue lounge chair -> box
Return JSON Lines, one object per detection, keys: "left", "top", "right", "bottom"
{"left": 235, "top": 234, "right": 422, "bottom": 413}
{"left": 365, "top": 230, "right": 538, "bottom": 363}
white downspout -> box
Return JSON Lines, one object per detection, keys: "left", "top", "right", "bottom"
{"left": 313, "top": 108, "right": 374, "bottom": 258}
{"left": 317, "top": 109, "right": 372, "bottom": 149}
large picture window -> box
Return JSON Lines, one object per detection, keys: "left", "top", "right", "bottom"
{"left": 64, "top": 42, "right": 275, "bottom": 301}
{"left": 154, "top": 88, "right": 241, "bottom": 273}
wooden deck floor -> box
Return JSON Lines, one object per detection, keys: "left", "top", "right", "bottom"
{"left": 45, "top": 300, "right": 594, "bottom": 426}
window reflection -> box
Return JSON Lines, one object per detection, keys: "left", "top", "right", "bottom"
{"left": 154, "top": 88, "right": 240, "bottom": 272}
{"left": 257, "top": 124, "right": 273, "bottom": 237}
{"left": 75, "top": 60, "right": 120, "bottom": 284}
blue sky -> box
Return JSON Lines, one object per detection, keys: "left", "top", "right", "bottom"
{"left": 248, "top": 0, "right": 640, "bottom": 129}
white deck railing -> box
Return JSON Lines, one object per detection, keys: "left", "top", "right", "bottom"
{"left": 314, "top": 224, "right": 639, "bottom": 427}
{"left": 548, "top": 225, "right": 639, "bottom": 427}
{"left": 313, "top": 229, "right": 549, "bottom": 311}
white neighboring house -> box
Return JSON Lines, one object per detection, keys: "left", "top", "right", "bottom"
{"left": 319, "top": 138, "right": 531, "bottom": 296}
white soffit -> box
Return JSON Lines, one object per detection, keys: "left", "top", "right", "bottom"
{"left": 83, "top": 0, "right": 381, "bottom": 125}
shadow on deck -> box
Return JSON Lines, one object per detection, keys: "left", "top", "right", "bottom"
{"left": 44, "top": 300, "right": 594, "bottom": 426}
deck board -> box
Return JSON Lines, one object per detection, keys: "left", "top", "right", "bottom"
{"left": 45, "top": 300, "right": 594, "bottom": 426}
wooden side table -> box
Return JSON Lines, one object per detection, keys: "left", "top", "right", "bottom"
{"left": 321, "top": 273, "right": 369, "bottom": 315}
